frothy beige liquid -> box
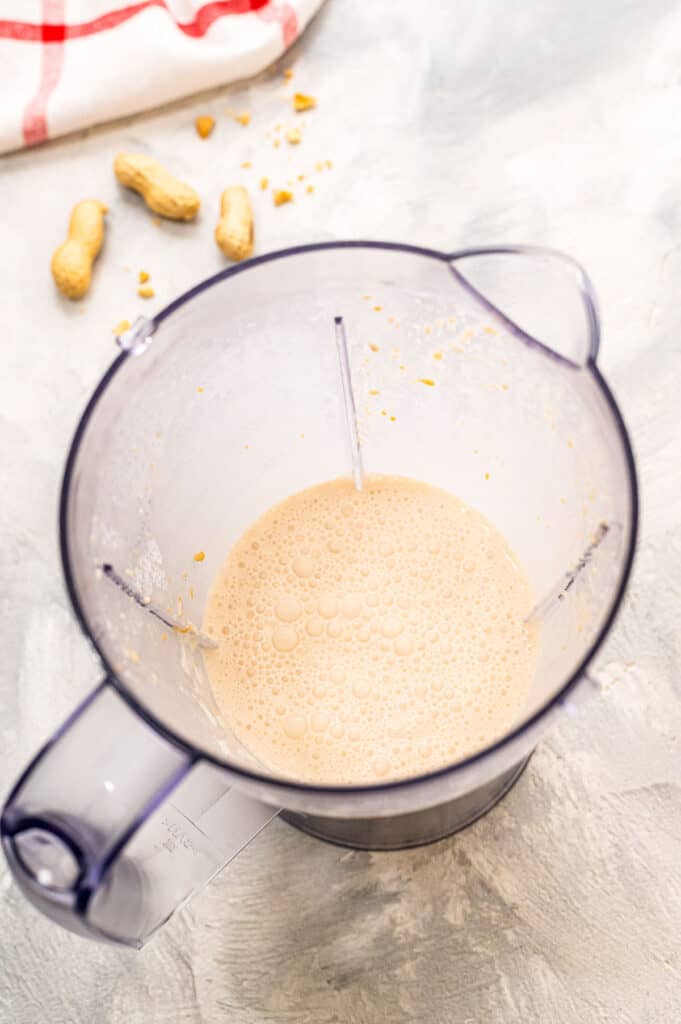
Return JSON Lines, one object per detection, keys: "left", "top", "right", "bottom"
{"left": 204, "top": 476, "right": 537, "bottom": 784}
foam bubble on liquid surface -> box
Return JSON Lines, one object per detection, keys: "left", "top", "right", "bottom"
{"left": 203, "top": 476, "right": 538, "bottom": 785}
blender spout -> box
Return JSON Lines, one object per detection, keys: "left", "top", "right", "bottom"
{"left": 448, "top": 246, "right": 601, "bottom": 369}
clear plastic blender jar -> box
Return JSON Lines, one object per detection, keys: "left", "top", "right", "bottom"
{"left": 1, "top": 243, "right": 637, "bottom": 947}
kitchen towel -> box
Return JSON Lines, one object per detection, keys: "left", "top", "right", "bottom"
{"left": 0, "top": 0, "right": 324, "bottom": 155}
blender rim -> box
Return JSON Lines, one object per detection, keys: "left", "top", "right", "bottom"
{"left": 58, "top": 240, "right": 639, "bottom": 800}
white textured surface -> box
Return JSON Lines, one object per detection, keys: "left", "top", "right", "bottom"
{"left": 1, "top": 1, "right": 680, "bottom": 1020}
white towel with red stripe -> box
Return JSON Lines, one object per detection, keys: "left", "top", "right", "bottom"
{"left": 0, "top": 0, "right": 324, "bottom": 154}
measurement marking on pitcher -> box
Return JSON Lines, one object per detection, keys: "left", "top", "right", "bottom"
{"left": 526, "top": 522, "right": 612, "bottom": 623}
{"left": 101, "top": 563, "right": 218, "bottom": 648}
{"left": 334, "top": 315, "right": 364, "bottom": 491}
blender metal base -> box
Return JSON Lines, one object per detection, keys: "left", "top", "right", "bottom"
{"left": 282, "top": 754, "right": 532, "bottom": 851}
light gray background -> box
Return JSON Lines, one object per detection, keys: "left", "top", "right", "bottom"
{"left": 1, "top": 1, "right": 680, "bottom": 1021}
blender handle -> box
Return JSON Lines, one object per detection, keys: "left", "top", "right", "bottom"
{"left": 1, "top": 678, "right": 278, "bottom": 948}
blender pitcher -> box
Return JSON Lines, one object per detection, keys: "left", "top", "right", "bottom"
{"left": 1, "top": 242, "right": 637, "bottom": 948}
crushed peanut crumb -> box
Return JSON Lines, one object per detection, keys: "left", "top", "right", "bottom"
{"left": 195, "top": 115, "right": 215, "bottom": 139}
{"left": 297, "top": 174, "right": 305, "bottom": 181}
{"left": 325, "top": 159, "right": 333, "bottom": 169}
{"left": 293, "top": 92, "right": 316, "bottom": 112}
{"left": 113, "top": 319, "right": 131, "bottom": 335}
{"left": 368, "top": 389, "right": 380, "bottom": 396}
{"left": 234, "top": 112, "right": 251, "bottom": 126}
{"left": 433, "top": 351, "right": 443, "bottom": 360}
{"left": 197, "top": 386, "right": 204, "bottom": 393}
{"left": 242, "top": 161, "right": 252, "bottom": 169}
{"left": 273, "top": 189, "right": 294, "bottom": 206}
{"left": 315, "top": 161, "right": 324, "bottom": 172}
{"left": 369, "top": 343, "right": 380, "bottom": 352}
{"left": 390, "top": 415, "right": 397, "bottom": 422}
{"left": 285, "top": 128, "right": 302, "bottom": 145}
{"left": 138, "top": 285, "right": 155, "bottom": 299}
{"left": 417, "top": 378, "right": 435, "bottom": 386}
{"left": 193, "top": 551, "right": 206, "bottom": 562}
{"left": 284, "top": 68, "right": 294, "bottom": 80}
{"left": 306, "top": 184, "right": 314, "bottom": 193}
{"left": 373, "top": 305, "right": 383, "bottom": 312}
{"left": 260, "top": 177, "right": 269, "bottom": 190}
{"left": 138, "top": 270, "right": 150, "bottom": 283}
{"left": 273, "top": 139, "right": 281, "bottom": 148}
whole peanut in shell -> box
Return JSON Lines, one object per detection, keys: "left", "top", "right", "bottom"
{"left": 51, "top": 199, "right": 107, "bottom": 300}
{"left": 114, "top": 152, "right": 200, "bottom": 221}
{"left": 215, "top": 186, "right": 254, "bottom": 262}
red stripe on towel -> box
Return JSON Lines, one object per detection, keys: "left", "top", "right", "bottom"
{"left": 22, "top": 0, "right": 66, "bottom": 144}
{"left": 2, "top": 1, "right": 269, "bottom": 43}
